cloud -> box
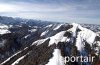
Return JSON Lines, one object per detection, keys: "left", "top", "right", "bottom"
{"left": 0, "top": 4, "right": 15, "bottom": 12}
{"left": 0, "top": 0, "right": 100, "bottom": 24}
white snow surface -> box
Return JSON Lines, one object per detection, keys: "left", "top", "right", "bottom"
{"left": 11, "top": 55, "right": 26, "bottom": 65}
{"left": 49, "top": 31, "right": 66, "bottom": 46}
{"left": 97, "top": 41, "right": 100, "bottom": 46}
{"left": 71, "top": 23, "right": 96, "bottom": 46}
{"left": 45, "top": 24, "right": 53, "bottom": 28}
{"left": 0, "top": 23, "right": 10, "bottom": 28}
{"left": 41, "top": 30, "right": 49, "bottom": 36}
{"left": 53, "top": 24, "right": 63, "bottom": 30}
{"left": 61, "top": 37, "right": 68, "bottom": 42}
{"left": 32, "top": 38, "right": 49, "bottom": 46}
{"left": 45, "top": 49, "right": 65, "bottom": 65}
{"left": 28, "top": 29, "right": 37, "bottom": 32}
{"left": 68, "top": 23, "right": 78, "bottom": 37}
{"left": 0, "top": 24, "right": 11, "bottom": 34}
{"left": 24, "top": 34, "right": 30, "bottom": 39}
{"left": 79, "top": 29, "right": 96, "bottom": 46}
{"left": 69, "top": 23, "right": 97, "bottom": 55}
{"left": 1, "top": 51, "right": 22, "bottom": 65}
{"left": 76, "top": 32, "right": 85, "bottom": 52}
{"left": 0, "top": 30, "right": 10, "bottom": 34}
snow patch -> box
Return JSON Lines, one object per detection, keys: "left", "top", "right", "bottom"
{"left": 61, "top": 37, "right": 67, "bottom": 42}
{"left": 28, "top": 29, "right": 37, "bottom": 32}
{"left": 68, "top": 23, "right": 78, "bottom": 37}
{"left": 0, "top": 24, "right": 11, "bottom": 34}
{"left": 70, "top": 23, "right": 96, "bottom": 46}
{"left": 32, "top": 38, "right": 49, "bottom": 46}
{"left": 76, "top": 32, "right": 85, "bottom": 52}
{"left": 46, "top": 49, "right": 65, "bottom": 65}
{"left": 1, "top": 51, "right": 22, "bottom": 65}
{"left": 68, "top": 23, "right": 97, "bottom": 55}
{"left": 11, "top": 54, "right": 27, "bottom": 65}
{"left": 41, "top": 30, "right": 49, "bottom": 36}
{"left": 24, "top": 34, "right": 30, "bottom": 39}
{"left": 45, "top": 24, "right": 53, "bottom": 28}
{"left": 53, "top": 24, "right": 63, "bottom": 30}
{"left": 0, "top": 30, "right": 10, "bottom": 35}
{"left": 49, "top": 31, "right": 66, "bottom": 46}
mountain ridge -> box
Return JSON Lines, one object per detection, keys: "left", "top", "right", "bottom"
{"left": 0, "top": 16, "right": 100, "bottom": 65}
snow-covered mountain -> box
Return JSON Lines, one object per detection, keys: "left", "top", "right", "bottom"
{"left": 0, "top": 16, "right": 100, "bottom": 65}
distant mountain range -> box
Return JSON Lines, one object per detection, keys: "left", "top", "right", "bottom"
{"left": 0, "top": 16, "right": 100, "bottom": 65}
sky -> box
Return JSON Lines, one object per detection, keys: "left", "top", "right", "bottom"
{"left": 0, "top": 0, "right": 100, "bottom": 24}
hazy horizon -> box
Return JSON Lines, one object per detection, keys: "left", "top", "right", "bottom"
{"left": 0, "top": 0, "right": 100, "bottom": 24}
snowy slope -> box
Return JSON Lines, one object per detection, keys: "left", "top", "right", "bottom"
{"left": 49, "top": 31, "right": 66, "bottom": 46}
{"left": 53, "top": 24, "right": 63, "bottom": 30}
{"left": 46, "top": 49, "right": 65, "bottom": 65}
{"left": 68, "top": 23, "right": 98, "bottom": 56}
{"left": 0, "top": 24, "right": 11, "bottom": 34}
{"left": 0, "top": 21, "right": 100, "bottom": 65}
